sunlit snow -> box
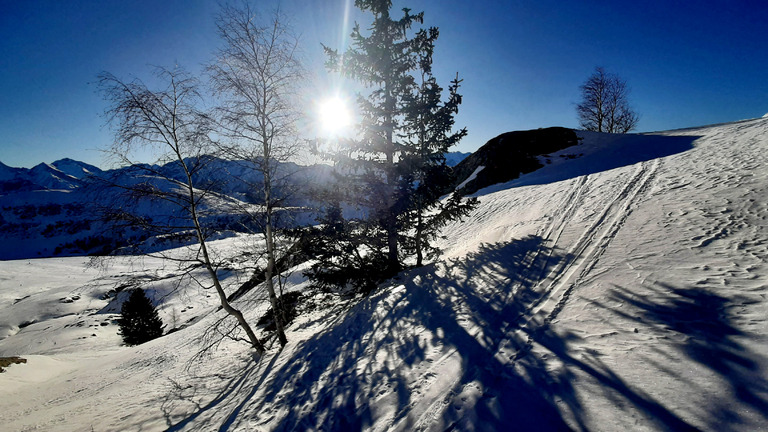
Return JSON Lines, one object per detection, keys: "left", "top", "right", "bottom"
{"left": 2, "top": 117, "right": 768, "bottom": 430}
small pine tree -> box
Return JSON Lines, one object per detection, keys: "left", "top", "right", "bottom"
{"left": 117, "top": 288, "right": 163, "bottom": 346}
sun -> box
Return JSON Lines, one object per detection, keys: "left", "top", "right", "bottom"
{"left": 318, "top": 96, "right": 352, "bottom": 135}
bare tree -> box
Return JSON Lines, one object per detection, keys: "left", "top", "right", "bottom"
{"left": 98, "top": 66, "right": 267, "bottom": 354}
{"left": 576, "top": 67, "right": 639, "bottom": 133}
{"left": 207, "top": 2, "right": 305, "bottom": 347}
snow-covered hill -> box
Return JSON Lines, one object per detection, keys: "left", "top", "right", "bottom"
{"left": 2, "top": 117, "right": 768, "bottom": 431}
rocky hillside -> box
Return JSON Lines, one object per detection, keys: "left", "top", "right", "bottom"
{"left": 452, "top": 127, "right": 580, "bottom": 194}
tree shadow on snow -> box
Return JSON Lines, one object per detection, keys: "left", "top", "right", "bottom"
{"left": 208, "top": 235, "right": 700, "bottom": 431}
{"left": 160, "top": 354, "right": 272, "bottom": 432}
{"left": 153, "top": 236, "right": 719, "bottom": 431}
{"left": 606, "top": 283, "right": 768, "bottom": 430}
{"left": 226, "top": 235, "right": 572, "bottom": 431}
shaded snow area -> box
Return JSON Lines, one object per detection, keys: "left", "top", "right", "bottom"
{"left": 2, "top": 117, "right": 768, "bottom": 430}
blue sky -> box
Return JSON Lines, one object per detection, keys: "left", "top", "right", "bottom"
{"left": 1, "top": 0, "right": 766, "bottom": 168}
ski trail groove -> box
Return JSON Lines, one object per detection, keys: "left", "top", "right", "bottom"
{"left": 510, "top": 159, "right": 661, "bottom": 360}
{"left": 532, "top": 175, "right": 590, "bottom": 286}
{"left": 500, "top": 175, "right": 590, "bottom": 309}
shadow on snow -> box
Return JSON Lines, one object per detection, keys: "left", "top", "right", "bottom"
{"left": 186, "top": 235, "right": 701, "bottom": 431}
{"left": 156, "top": 236, "right": 731, "bottom": 431}
{"left": 604, "top": 283, "right": 768, "bottom": 430}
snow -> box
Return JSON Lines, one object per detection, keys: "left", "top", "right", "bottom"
{"left": 50, "top": 158, "right": 102, "bottom": 179}
{"left": 2, "top": 117, "right": 768, "bottom": 430}
{"left": 456, "top": 164, "right": 484, "bottom": 191}
{"left": 28, "top": 162, "right": 81, "bottom": 190}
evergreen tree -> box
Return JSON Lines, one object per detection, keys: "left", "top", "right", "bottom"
{"left": 305, "top": 200, "right": 389, "bottom": 293}
{"left": 309, "top": 0, "right": 475, "bottom": 290}
{"left": 401, "top": 38, "right": 476, "bottom": 266}
{"left": 324, "top": 0, "right": 424, "bottom": 276}
{"left": 117, "top": 288, "right": 164, "bottom": 346}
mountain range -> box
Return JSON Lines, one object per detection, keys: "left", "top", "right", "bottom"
{"left": 0, "top": 151, "right": 471, "bottom": 260}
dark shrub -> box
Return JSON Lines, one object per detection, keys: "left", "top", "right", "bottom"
{"left": 117, "top": 288, "right": 163, "bottom": 346}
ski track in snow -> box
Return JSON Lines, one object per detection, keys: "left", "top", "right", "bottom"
{"left": 532, "top": 159, "right": 661, "bottom": 331}
{"left": 2, "top": 118, "right": 768, "bottom": 431}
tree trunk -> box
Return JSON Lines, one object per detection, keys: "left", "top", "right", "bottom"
{"left": 415, "top": 207, "right": 424, "bottom": 267}
{"left": 183, "top": 160, "right": 266, "bottom": 354}
{"left": 384, "top": 75, "right": 399, "bottom": 273}
{"left": 264, "top": 216, "right": 288, "bottom": 346}
{"left": 262, "top": 142, "right": 288, "bottom": 347}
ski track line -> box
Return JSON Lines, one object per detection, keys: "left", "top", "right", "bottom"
{"left": 511, "top": 159, "right": 661, "bottom": 360}
{"left": 531, "top": 175, "right": 591, "bottom": 289}
{"left": 402, "top": 162, "right": 661, "bottom": 430}
{"left": 499, "top": 175, "right": 591, "bottom": 309}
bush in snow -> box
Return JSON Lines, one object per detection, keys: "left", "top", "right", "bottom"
{"left": 117, "top": 288, "right": 163, "bottom": 346}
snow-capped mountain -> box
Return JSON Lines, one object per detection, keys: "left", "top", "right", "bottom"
{"left": 2, "top": 117, "right": 767, "bottom": 431}
{"left": 0, "top": 152, "right": 460, "bottom": 260}
{"left": 49, "top": 158, "right": 102, "bottom": 179}
{"left": 444, "top": 151, "right": 471, "bottom": 167}
{"left": 0, "top": 159, "right": 100, "bottom": 192}
{"left": 28, "top": 163, "right": 82, "bottom": 190}
{"left": 0, "top": 161, "right": 18, "bottom": 182}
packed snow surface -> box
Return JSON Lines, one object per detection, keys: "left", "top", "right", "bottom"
{"left": 2, "top": 117, "right": 768, "bottom": 431}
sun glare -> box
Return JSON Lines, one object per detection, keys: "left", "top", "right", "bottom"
{"left": 318, "top": 97, "right": 352, "bottom": 135}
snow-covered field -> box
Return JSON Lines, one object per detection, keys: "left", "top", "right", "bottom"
{"left": 2, "top": 117, "right": 768, "bottom": 431}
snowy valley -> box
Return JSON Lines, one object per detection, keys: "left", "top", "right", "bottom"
{"left": 1, "top": 118, "right": 768, "bottom": 431}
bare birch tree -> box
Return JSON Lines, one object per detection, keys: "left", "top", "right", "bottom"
{"left": 207, "top": 2, "right": 305, "bottom": 347}
{"left": 98, "top": 66, "right": 266, "bottom": 354}
{"left": 577, "top": 67, "right": 639, "bottom": 133}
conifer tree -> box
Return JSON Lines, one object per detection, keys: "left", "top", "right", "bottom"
{"left": 310, "top": 0, "right": 475, "bottom": 288}
{"left": 401, "top": 33, "right": 476, "bottom": 266}
{"left": 118, "top": 288, "right": 164, "bottom": 346}
{"left": 324, "top": 0, "right": 424, "bottom": 276}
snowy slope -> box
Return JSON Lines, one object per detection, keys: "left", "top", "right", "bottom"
{"left": 1, "top": 117, "right": 768, "bottom": 431}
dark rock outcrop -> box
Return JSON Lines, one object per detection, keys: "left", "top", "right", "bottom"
{"left": 453, "top": 127, "right": 579, "bottom": 194}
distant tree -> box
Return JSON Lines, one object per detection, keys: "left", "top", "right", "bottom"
{"left": 118, "top": 288, "right": 163, "bottom": 346}
{"left": 207, "top": 2, "right": 306, "bottom": 347}
{"left": 98, "top": 66, "right": 267, "bottom": 354}
{"left": 576, "top": 67, "right": 639, "bottom": 133}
